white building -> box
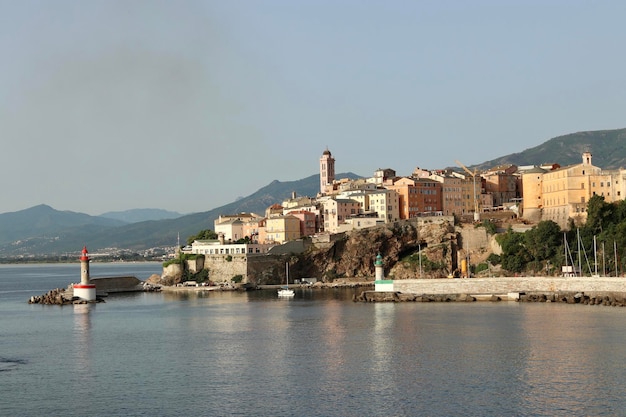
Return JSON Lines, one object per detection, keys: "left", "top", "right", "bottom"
{"left": 187, "top": 240, "right": 275, "bottom": 256}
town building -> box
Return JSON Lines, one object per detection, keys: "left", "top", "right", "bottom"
{"left": 521, "top": 151, "right": 626, "bottom": 228}
{"left": 285, "top": 210, "right": 317, "bottom": 237}
{"left": 431, "top": 171, "right": 481, "bottom": 217}
{"left": 386, "top": 177, "right": 443, "bottom": 219}
{"left": 214, "top": 213, "right": 263, "bottom": 242}
{"left": 482, "top": 165, "right": 519, "bottom": 208}
{"left": 262, "top": 214, "right": 301, "bottom": 243}
{"left": 187, "top": 240, "right": 275, "bottom": 256}
{"left": 321, "top": 198, "right": 361, "bottom": 233}
{"left": 367, "top": 188, "right": 400, "bottom": 223}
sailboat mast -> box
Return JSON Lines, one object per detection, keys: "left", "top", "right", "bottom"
{"left": 615, "top": 241, "right": 619, "bottom": 277}
{"left": 563, "top": 233, "right": 567, "bottom": 273}
{"left": 594, "top": 235, "right": 598, "bottom": 276}
{"left": 577, "top": 228, "right": 582, "bottom": 277}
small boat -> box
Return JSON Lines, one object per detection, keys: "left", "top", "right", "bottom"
{"left": 278, "top": 262, "right": 295, "bottom": 297}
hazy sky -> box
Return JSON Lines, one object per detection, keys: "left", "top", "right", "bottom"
{"left": 2, "top": 1, "right": 625, "bottom": 215}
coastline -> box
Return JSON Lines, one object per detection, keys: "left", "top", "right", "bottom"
{"left": 159, "top": 280, "right": 374, "bottom": 293}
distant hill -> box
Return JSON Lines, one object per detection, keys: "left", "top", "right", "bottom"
{"left": 0, "top": 204, "right": 125, "bottom": 245}
{"left": 474, "top": 128, "right": 626, "bottom": 170}
{"left": 0, "top": 173, "right": 360, "bottom": 256}
{"left": 99, "top": 208, "right": 184, "bottom": 223}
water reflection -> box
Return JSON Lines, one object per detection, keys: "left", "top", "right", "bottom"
{"left": 72, "top": 303, "right": 94, "bottom": 381}
{"left": 519, "top": 305, "right": 626, "bottom": 415}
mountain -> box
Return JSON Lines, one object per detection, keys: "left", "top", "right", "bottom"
{"left": 99, "top": 208, "right": 184, "bottom": 223}
{"left": 2, "top": 126, "right": 626, "bottom": 258}
{"left": 0, "top": 173, "right": 360, "bottom": 257}
{"left": 0, "top": 204, "right": 125, "bottom": 244}
{"left": 474, "top": 128, "right": 626, "bottom": 170}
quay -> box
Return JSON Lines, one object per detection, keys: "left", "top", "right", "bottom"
{"left": 391, "top": 276, "right": 626, "bottom": 296}
{"left": 358, "top": 276, "right": 626, "bottom": 305}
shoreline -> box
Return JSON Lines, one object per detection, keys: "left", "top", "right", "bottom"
{"left": 160, "top": 280, "right": 374, "bottom": 293}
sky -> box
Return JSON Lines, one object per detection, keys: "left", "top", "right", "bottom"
{"left": 2, "top": 0, "right": 625, "bottom": 216}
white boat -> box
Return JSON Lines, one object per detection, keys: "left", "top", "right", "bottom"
{"left": 278, "top": 262, "right": 295, "bottom": 297}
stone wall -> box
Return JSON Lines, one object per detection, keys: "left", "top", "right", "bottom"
{"left": 186, "top": 257, "right": 205, "bottom": 274}
{"left": 393, "top": 276, "right": 626, "bottom": 295}
{"left": 457, "top": 226, "right": 489, "bottom": 251}
{"left": 163, "top": 263, "right": 183, "bottom": 281}
{"left": 246, "top": 255, "right": 289, "bottom": 285}
{"left": 204, "top": 255, "right": 247, "bottom": 283}
{"left": 91, "top": 276, "right": 143, "bottom": 292}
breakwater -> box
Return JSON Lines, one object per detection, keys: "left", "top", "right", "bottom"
{"left": 356, "top": 276, "right": 626, "bottom": 305}
{"left": 393, "top": 276, "right": 626, "bottom": 295}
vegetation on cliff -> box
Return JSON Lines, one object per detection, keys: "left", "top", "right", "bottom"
{"left": 492, "top": 196, "right": 626, "bottom": 276}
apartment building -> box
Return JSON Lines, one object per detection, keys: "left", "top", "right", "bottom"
{"left": 262, "top": 214, "right": 301, "bottom": 244}
{"left": 367, "top": 188, "right": 400, "bottom": 223}
{"left": 386, "top": 177, "right": 443, "bottom": 219}
{"left": 482, "top": 165, "right": 519, "bottom": 208}
{"left": 322, "top": 198, "right": 361, "bottom": 233}
{"left": 285, "top": 210, "right": 317, "bottom": 237}
{"left": 431, "top": 171, "right": 480, "bottom": 217}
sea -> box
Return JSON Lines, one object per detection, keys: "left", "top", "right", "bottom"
{"left": 1, "top": 263, "right": 626, "bottom": 417}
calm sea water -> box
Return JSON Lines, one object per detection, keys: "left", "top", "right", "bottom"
{"left": 1, "top": 263, "right": 626, "bottom": 417}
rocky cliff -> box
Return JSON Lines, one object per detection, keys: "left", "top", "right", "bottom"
{"left": 290, "top": 218, "right": 458, "bottom": 281}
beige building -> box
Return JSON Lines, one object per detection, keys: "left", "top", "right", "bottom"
{"left": 367, "top": 188, "right": 400, "bottom": 223}
{"left": 522, "top": 151, "right": 626, "bottom": 228}
{"left": 520, "top": 166, "right": 547, "bottom": 222}
{"left": 431, "top": 171, "right": 480, "bottom": 217}
{"left": 262, "top": 214, "right": 301, "bottom": 243}
{"left": 214, "top": 213, "right": 264, "bottom": 242}
{"left": 482, "top": 165, "right": 519, "bottom": 208}
{"left": 322, "top": 198, "right": 361, "bottom": 233}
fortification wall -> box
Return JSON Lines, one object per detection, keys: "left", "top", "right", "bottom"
{"left": 204, "top": 255, "right": 247, "bottom": 283}
{"left": 457, "top": 226, "right": 489, "bottom": 251}
{"left": 246, "top": 255, "right": 288, "bottom": 285}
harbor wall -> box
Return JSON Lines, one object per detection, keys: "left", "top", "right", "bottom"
{"left": 393, "top": 276, "right": 626, "bottom": 295}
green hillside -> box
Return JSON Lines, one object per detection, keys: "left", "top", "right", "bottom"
{"left": 475, "top": 128, "right": 626, "bottom": 170}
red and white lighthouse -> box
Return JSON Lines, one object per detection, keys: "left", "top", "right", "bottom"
{"left": 73, "top": 246, "right": 96, "bottom": 301}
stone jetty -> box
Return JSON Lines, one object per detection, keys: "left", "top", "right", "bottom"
{"left": 354, "top": 276, "right": 626, "bottom": 307}
{"left": 28, "top": 276, "right": 160, "bottom": 305}
{"left": 28, "top": 288, "right": 103, "bottom": 305}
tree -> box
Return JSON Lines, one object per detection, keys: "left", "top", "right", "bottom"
{"left": 186, "top": 229, "right": 218, "bottom": 245}
{"left": 585, "top": 195, "right": 615, "bottom": 236}
{"left": 497, "top": 228, "right": 530, "bottom": 273}
{"left": 524, "top": 220, "right": 562, "bottom": 262}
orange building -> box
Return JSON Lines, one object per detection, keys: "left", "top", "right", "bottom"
{"left": 386, "top": 177, "right": 442, "bottom": 219}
